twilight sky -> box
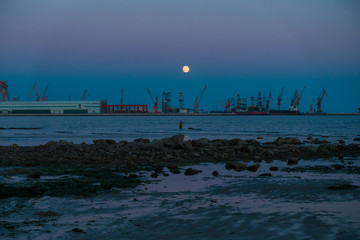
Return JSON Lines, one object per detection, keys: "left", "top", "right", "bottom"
{"left": 0, "top": 0, "right": 359, "bottom": 112}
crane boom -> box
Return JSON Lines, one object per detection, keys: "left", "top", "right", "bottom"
{"left": 266, "top": 91, "right": 272, "bottom": 112}
{"left": 295, "top": 86, "right": 306, "bottom": 106}
{"left": 277, "top": 87, "right": 284, "bottom": 110}
{"left": 146, "top": 88, "right": 158, "bottom": 113}
{"left": 193, "top": 85, "right": 207, "bottom": 113}
{"left": 316, "top": 88, "right": 328, "bottom": 113}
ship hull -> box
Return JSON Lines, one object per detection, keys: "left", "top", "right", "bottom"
{"left": 235, "top": 111, "right": 268, "bottom": 115}
{"left": 269, "top": 110, "right": 300, "bottom": 115}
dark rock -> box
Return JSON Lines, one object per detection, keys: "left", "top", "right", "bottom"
{"left": 154, "top": 165, "right": 163, "bottom": 174}
{"left": 354, "top": 138, "right": 360, "bottom": 142}
{"left": 259, "top": 173, "right": 272, "bottom": 177}
{"left": 163, "top": 173, "right": 169, "bottom": 177}
{"left": 241, "top": 145, "right": 256, "bottom": 153}
{"left": 233, "top": 163, "right": 247, "bottom": 171}
{"left": 307, "top": 136, "right": 313, "bottom": 141}
{"left": 333, "top": 164, "right": 344, "bottom": 170}
{"left": 225, "top": 163, "right": 235, "bottom": 170}
{"left": 287, "top": 157, "right": 299, "bottom": 165}
{"left": 105, "top": 139, "right": 116, "bottom": 145}
{"left": 312, "top": 138, "right": 330, "bottom": 144}
{"left": 184, "top": 168, "right": 202, "bottom": 176}
{"left": 171, "top": 134, "right": 185, "bottom": 146}
{"left": 150, "top": 172, "right": 158, "bottom": 178}
{"left": 167, "top": 165, "right": 181, "bottom": 174}
{"left": 256, "top": 137, "right": 264, "bottom": 139}
{"left": 191, "top": 138, "right": 209, "bottom": 147}
{"left": 328, "top": 184, "right": 358, "bottom": 190}
{"left": 93, "top": 139, "right": 107, "bottom": 146}
{"left": 230, "top": 138, "right": 245, "bottom": 146}
{"left": 212, "top": 171, "right": 219, "bottom": 176}
{"left": 28, "top": 172, "right": 41, "bottom": 179}
{"left": 128, "top": 174, "right": 138, "bottom": 178}
{"left": 134, "top": 138, "right": 150, "bottom": 143}
{"left": 338, "top": 140, "right": 345, "bottom": 144}
{"left": 70, "top": 228, "right": 85, "bottom": 234}
{"left": 247, "top": 164, "right": 260, "bottom": 172}
{"left": 35, "top": 211, "right": 59, "bottom": 217}
{"left": 274, "top": 137, "right": 301, "bottom": 145}
{"left": 270, "top": 167, "right": 278, "bottom": 171}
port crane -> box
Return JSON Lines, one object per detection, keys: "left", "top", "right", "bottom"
{"left": 146, "top": 88, "right": 159, "bottom": 113}
{"left": 277, "top": 87, "right": 284, "bottom": 110}
{"left": 81, "top": 89, "right": 87, "bottom": 101}
{"left": 0, "top": 81, "right": 11, "bottom": 101}
{"left": 266, "top": 91, "right": 272, "bottom": 112}
{"left": 28, "top": 83, "right": 48, "bottom": 101}
{"left": 289, "top": 89, "right": 299, "bottom": 111}
{"left": 309, "top": 98, "right": 314, "bottom": 113}
{"left": 217, "top": 90, "right": 236, "bottom": 113}
{"left": 316, "top": 88, "right": 328, "bottom": 113}
{"left": 293, "top": 86, "right": 306, "bottom": 111}
{"left": 193, "top": 85, "right": 207, "bottom": 113}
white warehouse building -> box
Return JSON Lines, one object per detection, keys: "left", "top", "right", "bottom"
{"left": 0, "top": 100, "right": 107, "bottom": 115}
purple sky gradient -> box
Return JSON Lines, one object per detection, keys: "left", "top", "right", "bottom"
{"left": 0, "top": 0, "right": 359, "bottom": 112}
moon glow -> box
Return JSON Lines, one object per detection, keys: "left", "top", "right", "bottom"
{"left": 183, "top": 66, "right": 190, "bottom": 73}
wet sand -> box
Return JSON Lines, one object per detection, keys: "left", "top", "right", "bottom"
{"left": 1, "top": 157, "right": 359, "bottom": 240}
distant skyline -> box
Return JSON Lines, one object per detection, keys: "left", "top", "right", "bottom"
{"left": 0, "top": 0, "right": 359, "bottom": 112}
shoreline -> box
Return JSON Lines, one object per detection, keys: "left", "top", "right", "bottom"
{"left": 1, "top": 135, "right": 360, "bottom": 166}
{"left": 0, "top": 112, "right": 359, "bottom": 117}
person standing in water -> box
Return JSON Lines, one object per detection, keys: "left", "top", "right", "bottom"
{"left": 179, "top": 121, "right": 184, "bottom": 129}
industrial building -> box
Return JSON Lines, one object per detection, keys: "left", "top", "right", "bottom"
{"left": 0, "top": 100, "right": 107, "bottom": 115}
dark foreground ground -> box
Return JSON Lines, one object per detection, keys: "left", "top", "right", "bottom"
{"left": 0, "top": 136, "right": 359, "bottom": 239}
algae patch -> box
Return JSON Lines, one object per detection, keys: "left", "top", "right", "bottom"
{"left": 0, "top": 164, "right": 142, "bottom": 199}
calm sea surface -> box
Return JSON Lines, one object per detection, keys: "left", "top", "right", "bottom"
{"left": 0, "top": 115, "right": 359, "bottom": 146}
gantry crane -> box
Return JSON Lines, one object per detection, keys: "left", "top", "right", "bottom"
{"left": 277, "top": 87, "right": 284, "bottom": 110}
{"left": 266, "top": 91, "right": 272, "bottom": 112}
{"left": 0, "top": 81, "right": 11, "bottom": 101}
{"left": 146, "top": 88, "right": 159, "bottom": 113}
{"left": 28, "top": 83, "right": 48, "bottom": 101}
{"left": 316, "top": 88, "right": 328, "bottom": 113}
{"left": 193, "top": 85, "right": 207, "bottom": 113}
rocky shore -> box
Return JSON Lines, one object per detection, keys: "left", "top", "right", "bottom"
{"left": 1, "top": 135, "right": 359, "bottom": 167}
{"left": 1, "top": 135, "right": 359, "bottom": 199}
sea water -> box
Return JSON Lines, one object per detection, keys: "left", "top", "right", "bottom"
{"left": 0, "top": 115, "right": 359, "bottom": 146}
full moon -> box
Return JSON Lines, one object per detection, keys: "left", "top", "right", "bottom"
{"left": 183, "top": 66, "right": 190, "bottom": 73}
